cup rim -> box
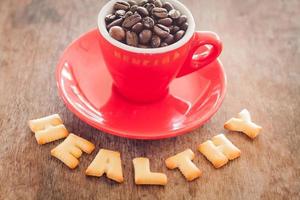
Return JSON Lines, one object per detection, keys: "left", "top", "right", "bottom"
{"left": 97, "top": 0, "right": 195, "bottom": 54}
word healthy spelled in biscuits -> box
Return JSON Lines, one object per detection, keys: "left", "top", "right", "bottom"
{"left": 28, "top": 110, "right": 261, "bottom": 185}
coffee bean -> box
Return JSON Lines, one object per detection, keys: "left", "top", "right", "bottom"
{"left": 122, "top": 13, "right": 142, "bottom": 28}
{"left": 105, "top": 14, "right": 117, "bottom": 23}
{"left": 153, "top": 24, "right": 170, "bottom": 39}
{"left": 115, "top": 10, "right": 126, "bottom": 18}
{"left": 130, "top": 5, "right": 138, "bottom": 12}
{"left": 163, "top": 2, "right": 174, "bottom": 11}
{"left": 152, "top": 7, "right": 168, "bottom": 18}
{"left": 174, "top": 30, "right": 185, "bottom": 41}
{"left": 126, "top": 31, "right": 139, "bottom": 47}
{"left": 154, "top": 0, "right": 163, "bottom": 7}
{"left": 164, "top": 34, "right": 174, "bottom": 44}
{"left": 132, "top": 22, "right": 143, "bottom": 33}
{"left": 107, "top": 18, "right": 124, "bottom": 29}
{"left": 109, "top": 26, "right": 125, "bottom": 41}
{"left": 137, "top": 6, "right": 149, "bottom": 17}
{"left": 177, "top": 15, "right": 187, "bottom": 25}
{"left": 151, "top": 35, "right": 161, "bottom": 48}
{"left": 169, "top": 25, "right": 180, "bottom": 34}
{"left": 128, "top": 0, "right": 137, "bottom": 6}
{"left": 138, "top": 0, "right": 148, "bottom": 6}
{"left": 144, "top": 3, "right": 155, "bottom": 13}
{"left": 139, "top": 30, "right": 152, "bottom": 44}
{"left": 142, "top": 17, "right": 155, "bottom": 29}
{"left": 169, "top": 9, "right": 181, "bottom": 19}
{"left": 106, "top": 0, "right": 189, "bottom": 48}
{"left": 114, "top": 1, "right": 130, "bottom": 11}
{"left": 181, "top": 22, "right": 188, "bottom": 31}
{"left": 158, "top": 18, "right": 173, "bottom": 26}
{"left": 138, "top": 44, "right": 149, "bottom": 48}
{"left": 160, "top": 42, "right": 168, "bottom": 47}
{"left": 123, "top": 11, "right": 133, "bottom": 19}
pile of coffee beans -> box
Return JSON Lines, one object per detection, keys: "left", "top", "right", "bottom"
{"left": 105, "top": 0, "right": 188, "bottom": 48}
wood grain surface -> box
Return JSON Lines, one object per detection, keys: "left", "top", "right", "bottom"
{"left": 0, "top": 0, "right": 299, "bottom": 199}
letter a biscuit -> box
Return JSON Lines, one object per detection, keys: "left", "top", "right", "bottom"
{"left": 86, "top": 149, "right": 124, "bottom": 183}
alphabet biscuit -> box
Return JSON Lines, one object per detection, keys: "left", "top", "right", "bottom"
{"left": 28, "top": 114, "right": 69, "bottom": 144}
{"left": 133, "top": 157, "right": 167, "bottom": 185}
{"left": 86, "top": 149, "right": 124, "bottom": 183}
{"left": 51, "top": 134, "right": 95, "bottom": 169}
{"left": 165, "top": 149, "right": 202, "bottom": 181}
{"left": 198, "top": 134, "right": 241, "bottom": 168}
{"left": 224, "top": 109, "right": 262, "bottom": 139}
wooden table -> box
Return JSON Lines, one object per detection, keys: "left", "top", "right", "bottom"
{"left": 0, "top": 0, "right": 299, "bottom": 199}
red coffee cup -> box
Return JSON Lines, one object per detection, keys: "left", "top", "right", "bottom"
{"left": 98, "top": 0, "right": 222, "bottom": 103}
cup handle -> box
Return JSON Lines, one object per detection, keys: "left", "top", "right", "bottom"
{"left": 176, "top": 31, "right": 223, "bottom": 78}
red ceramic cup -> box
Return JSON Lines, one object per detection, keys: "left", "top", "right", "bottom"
{"left": 98, "top": 0, "right": 222, "bottom": 103}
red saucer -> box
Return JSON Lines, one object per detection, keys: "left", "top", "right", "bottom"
{"left": 56, "top": 29, "right": 227, "bottom": 140}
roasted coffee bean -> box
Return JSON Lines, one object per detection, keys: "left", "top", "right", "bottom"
{"left": 115, "top": 10, "right": 126, "bottom": 17}
{"left": 151, "top": 35, "right": 161, "bottom": 48}
{"left": 128, "top": 0, "right": 137, "bottom": 6}
{"left": 181, "top": 22, "right": 188, "bottom": 31}
{"left": 107, "top": 18, "right": 124, "bottom": 29}
{"left": 164, "top": 34, "right": 174, "bottom": 44}
{"left": 114, "top": 1, "right": 130, "bottom": 11}
{"left": 122, "top": 13, "right": 142, "bottom": 28}
{"left": 139, "top": 30, "right": 152, "bottom": 44}
{"left": 163, "top": 2, "right": 174, "bottom": 11}
{"left": 126, "top": 31, "right": 139, "bottom": 47}
{"left": 132, "top": 22, "right": 143, "bottom": 33}
{"left": 123, "top": 11, "right": 133, "bottom": 19}
{"left": 138, "top": 0, "right": 148, "bottom": 6}
{"left": 154, "top": 0, "right": 163, "bottom": 7}
{"left": 138, "top": 44, "right": 148, "bottom": 48}
{"left": 137, "top": 6, "right": 149, "bottom": 17}
{"left": 177, "top": 15, "right": 187, "bottom": 25}
{"left": 109, "top": 26, "right": 125, "bottom": 41}
{"left": 169, "top": 25, "right": 180, "bottom": 34}
{"left": 153, "top": 24, "right": 170, "bottom": 39}
{"left": 152, "top": 7, "right": 168, "bottom": 18}
{"left": 160, "top": 42, "right": 168, "bottom": 47}
{"left": 169, "top": 9, "right": 181, "bottom": 19}
{"left": 158, "top": 18, "right": 173, "bottom": 26}
{"left": 174, "top": 30, "right": 185, "bottom": 41}
{"left": 142, "top": 17, "right": 155, "bottom": 29}
{"left": 130, "top": 5, "right": 138, "bottom": 12}
{"left": 105, "top": 14, "right": 117, "bottom": 23}
{"left": 106, "top": 0, "right": 189, "bottom": 48}
{"left": 144, "top": 3, "right": 155, "bottom": 13}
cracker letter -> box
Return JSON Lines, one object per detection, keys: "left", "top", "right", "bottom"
{"left": 165, "top": 149, "right": 202, "bottom": 181}
{"left": 198, "top": 134, "right": 241, "bottom": 168}
{"left": 86, "top": 149, "right": 124, "bottom": 183}
{"left": 28, "top": 114, "right": 69, "bottom": 144}
{"left": 224, "top": 109, "right": 262, "bottom": 139}
{"left": 51, "top": 134, "right": 95, "bottom": 169}
{"left": 133, "top": 157, "right": 167, "bottom": 185}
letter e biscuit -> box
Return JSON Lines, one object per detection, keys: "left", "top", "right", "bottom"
{"left": 51, "top": 134, "right": 95, "bottom": 169}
